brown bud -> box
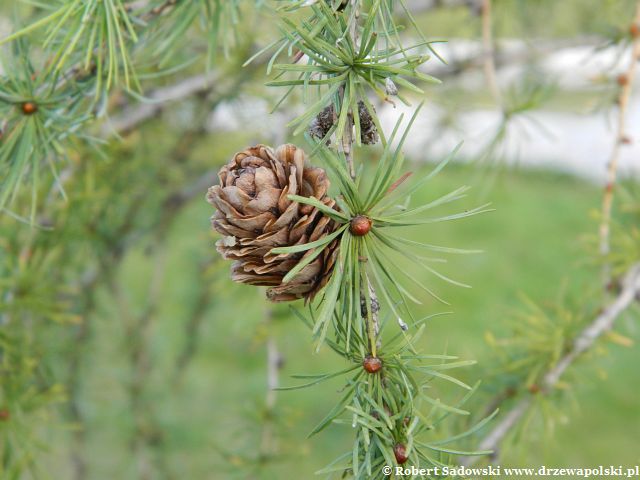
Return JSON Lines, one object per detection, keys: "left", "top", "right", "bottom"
{"left": 358, "top": 101, "right": 379, "bottom": 145}
{"left": 528, "top": 384, "right": 540, "bottom": 394}
{"left": 393, "top": 443, "right": 408, "bottom": 464}
{"left": 620, "top": 135, "right": 633, "bottom": 145}
{"left": 350, "top": 215, "right": 372, "bottom": 236}
{"left": 21, "top": 102, "right": 38, "bottom": 115}
{"left": 363, "top": 355, "right": 382, "bottom": 374}
{"left": 309, "top": 104, "right": 335, "bottom": 143}
{"left": 0, "top": 409, "right": 9, "bottom": 421}
{"left": 617, "top": 74, "right": 628, "bottom": 86}
{"left": 630, "top": 23, "right": 640, "bottom": 38}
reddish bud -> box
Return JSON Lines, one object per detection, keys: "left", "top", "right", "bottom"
{"left": 528, "top": 384, "right": 540, "bottom": 394}
{"left": 605, "top": 182, "right": 614, "bottom": 194}
{"left": 393, "top": 443, "right": 408, "bottom": 464}
{"left": 630, "top": 23, "right": 640, "bottom": 38}
{"left": 21, "top": 102, "right": 38, "bottom": 115}
{"left": 617, "top": 74, "right": 629, "bottom": 87}
{"left": 620, "top": 135, "right": 633, "bottom": 145}
{"left": 362, "top": 355, "right": 382, "bottom": 374}
{"left": 0, "top": 409, "right": 9, "bottom": 421}
{"left": 350, "top": 215, "right": 372, "bottom": 236}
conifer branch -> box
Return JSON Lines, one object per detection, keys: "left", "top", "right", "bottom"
{"left": 463, "top": 262, "right": 640, "bottom": 466}
{"left": 598, "top": 1, "right": 640, "bottom": 285}
{"left": 340, "top": 0, "right": 381, "bottom": 355}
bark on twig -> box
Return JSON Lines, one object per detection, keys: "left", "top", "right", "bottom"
{"left": 402, "top": 0, "right": 482, "bottom": 14}
{"left": 260, "top": 308, "right": 282, "bottom": 459}
{"left": 103, "top": 72, "right": 222, "bottom": 136}
{"left": 599, "top": 1, "right": 640, "bottom": 285}
{"left": 462, "top": 263, "right": 640, "bottom": 467}
{"left": 340, "top": 0, "right": 382, "bottom": 351}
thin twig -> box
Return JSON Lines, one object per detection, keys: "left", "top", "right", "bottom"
{"left": 338, "top": 0, "right": 359, "bottom": 180}
{"left": 340, "top": 0, "right": 382, "bottom": 352}
{"left": 103, "top": 72, "right": 222, "bottom": 136}
{"left": 103, "top": 50, "right": 259, "bottom": 136}
{"left": 599, "top": 1, "right": 640, "bottom": 285}
{"left": 260, "top": 308, "right": 282, "bottom": 460}
{"left": 147, "top": 0, "right": 180, "bottom": 18}
{"left": 339, "top": 84, "right": 356, "bottom": 180}
{"left": 462, "top": 262, "right": 640, "bottom": 467}
{"left": 402, "top": 0, "right": 482, "bottom": 14}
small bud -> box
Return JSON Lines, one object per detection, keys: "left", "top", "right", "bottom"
{"left": 363, "top": 355, "right": 382, "bottom": 373}
{"left": 528, "top": 384, "right": 540, "bottom": 394}
{"left": 630, "top": 23, "right": 640, "bottom": 38}
{"left": 350, "top": 215, "right": 372, "bottom": 236}
{"left": 620, "top": 135, "right": 632, "bottom": 145}
{"left": 617, "top": 73, "right": 628, "bottom": 86}
{"left": 21, "top": 102, "right": 38, "bottom": 115}
{"left": 393, "top": 443, "right": 408, "bottom": 464}
{"left": 0, "top": 409, "right": 9, "bottom": 421}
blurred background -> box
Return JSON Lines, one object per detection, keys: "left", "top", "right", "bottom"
{"left": 1, "top": 1, "right": 639, "bottom": 479}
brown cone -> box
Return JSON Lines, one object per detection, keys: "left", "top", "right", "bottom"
{"left": 207, "top": 144, "right": 340, "bottom": 302}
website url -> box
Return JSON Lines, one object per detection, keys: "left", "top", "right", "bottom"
{"left": 383, "top": 465, "right": 640, "bottom": 478}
